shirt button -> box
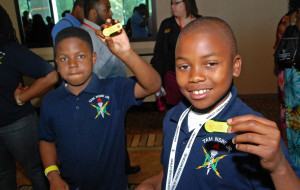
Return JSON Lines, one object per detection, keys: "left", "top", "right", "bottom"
{"left": 183, "top": 140, "right": 187, "bottom": 144}
{"left": 76, "top": 106, "right": 79, "bottom": 110}
{"left": 76, "top": 98, "right": 80, "bottom": 101}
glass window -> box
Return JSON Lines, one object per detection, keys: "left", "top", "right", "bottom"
{"left": 14, "top": 0, "right": 157, "bottom": 48}
{"left": 111, "top": 0, "right": 156, "bottom": 40}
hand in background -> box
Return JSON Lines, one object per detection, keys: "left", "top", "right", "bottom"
{"left": 14, "top": 83, "right": 29, "bottom": 103}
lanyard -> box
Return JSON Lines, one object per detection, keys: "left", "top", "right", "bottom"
{"left": 178, "top": 18, "right": 183, "bottom": 30}
{"left": 83, "top": 22, "right": 97, "bottom": 31}
{"left": 166, "top": 93, "right": 231, "bottom": 190}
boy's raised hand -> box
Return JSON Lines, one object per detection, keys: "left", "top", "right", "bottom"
{"left": 95, "top": 19, "right": 131, "bottom": 58}
{"left": 227, "top": 115, "right": 283, "bottom": 172}
{"left": 227, "top": 115, "right": 300, "bottom": 189}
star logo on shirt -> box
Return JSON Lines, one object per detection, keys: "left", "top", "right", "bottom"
{"left": 90, "top": 97, "right": 110, "bottom": 119}
{"left": 196, "top": 145, "right": 227, "bottom": 179}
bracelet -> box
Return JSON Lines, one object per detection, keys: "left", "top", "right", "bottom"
{"left": 16, "top": 94, "right": 24, "bottom": 106}
{"left": 44, "top": 165, "right": 60, "bottom": 177}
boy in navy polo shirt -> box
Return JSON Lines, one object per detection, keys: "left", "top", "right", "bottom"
{"left": 136, "top": 17, "right": 300, "bottom": 190}
{"left": 38, "top": 24, "right": 161, "bottom": 190}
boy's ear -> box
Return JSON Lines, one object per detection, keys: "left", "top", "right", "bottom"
{"left": 92, "top": 52, "right": 97, "bottom": 65}
{"left": 233, "top": 54, "right": 242, "bottom": 77}
{"left": 88, "top": 9, "right": 97, "bottom": 21}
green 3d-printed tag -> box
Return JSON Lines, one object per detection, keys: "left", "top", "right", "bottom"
{"left": 205, "top": 120, "right": 229, "bottom": 133}
{"left": 103, "top": 23, "right": 122, "bottom": 37}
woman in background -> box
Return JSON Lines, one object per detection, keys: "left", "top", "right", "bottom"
{"left": 0, "top": 5, "right": 58, "bottom": 189}
{"left": 151, "top": 0, "right": 201, "bottom": 111}
{"left": 274, "top": 0, "right": 300, "bottom": 167}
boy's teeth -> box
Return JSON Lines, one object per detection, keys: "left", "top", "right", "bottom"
{"left": 193, "top": 89, "right": 209, "bottom": 94}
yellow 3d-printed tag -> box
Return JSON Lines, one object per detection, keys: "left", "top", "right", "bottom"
{"left": 103, "top": 23, "right": 122, "bottom": 37}
{"left": 204, "top": 120, "right": 229, "bottom": 133}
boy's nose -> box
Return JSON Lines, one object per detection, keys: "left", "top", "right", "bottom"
{"left": 68, "top": 59, "right": 78, "bottom": 68}
{"left": 189, "top": 68, "right": 206, "bottom": 83}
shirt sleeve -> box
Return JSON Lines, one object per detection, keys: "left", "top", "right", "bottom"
{"left": 111, "top": 77, "right": 143, "bottom": 111}
{"left": 13, "top": 44, "right": 55, "bottom": 79}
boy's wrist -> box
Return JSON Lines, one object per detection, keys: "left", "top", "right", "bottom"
{"left": 47, "top": 170, "right": 61, "bottom": 182}
{"left": 121, "top": 48, "right": 134, "bottom": 58}
{"left": 270, "top": 157, "right": 290, "bottom": 177}
{"left": 45, "top": 165, "right": 60, "bottom": 177}
{"left": 119, "top": 48, "right": 135, "bottom": 62}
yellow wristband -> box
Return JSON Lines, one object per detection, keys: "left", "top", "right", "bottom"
{"left": 44, "top": 165, "right": 60, "bottom": 177}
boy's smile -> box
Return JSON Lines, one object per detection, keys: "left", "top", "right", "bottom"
{"left": 56, "top": 37, "right": 96, "bottom": 95}
{"left": 175, "top": 30, "right": 241, "bottom": 111}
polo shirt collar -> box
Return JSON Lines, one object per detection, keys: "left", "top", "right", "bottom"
{"left": 170, "top": 99, "right": 191, "bottom": 124}
{"left": 84, "top": 73, "right": 102, "bottom": 94}
{"left": 169, "top": 86, "right": 239, "bottom": 133}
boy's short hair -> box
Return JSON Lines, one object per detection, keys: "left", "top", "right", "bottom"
{"left": 178, "top": 17, "right": 238, "bottom": 56}
{"left": 54, "top": 27, "right": 93, "bottom": 56}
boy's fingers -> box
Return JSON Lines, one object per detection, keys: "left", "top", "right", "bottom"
{"left": 113, "top": 19, "right": 119, "bottom": 24}
{"left": 104, "top": 18, "right": 112, "bottom": 25}
{"left": 228, "top": 114, "right": 275, "bottom": 127}
{"left": 228, "top": 115, "right": 278, "bottom": 134}
{"left": 95, "top": 30, "right": 104, "bottom": 38}
{"left": 105, "top": 37, "right": 114, "bottom": 46}
{"left": 233, "top": 132, "right": 268, "bottom": 146}
{"left": 101, "top": 24, "right": 108, "bottom": 29}
{"left": 229, "top": 119, "right": 274, "bottom": 135}
{"left": 233, "top": 131, "right": 280, "bottom": 149}
{"left": 234, "top": 143, "right": 278, "bottom": 160}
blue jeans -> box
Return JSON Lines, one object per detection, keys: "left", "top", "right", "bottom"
{"left": 0, "top": 112, "right": 49, "bottom": 190}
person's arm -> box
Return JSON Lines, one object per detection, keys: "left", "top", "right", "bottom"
{"left": 150, "top": 20, "right": 169, "bottom": 80}
{"left": 136, "top": 170, "right": 163, "bottom": 190}
{"left": 39, "top": 140, "right": 69, "bottom": 190}
{"left": 14, "top": 70, "right": 58, "bottom": 104}
{"left": 96, "top": 19, "right": 161, "bottom": 99}
{"left": 227, "top": 115, "right": 300, "bottom": 190}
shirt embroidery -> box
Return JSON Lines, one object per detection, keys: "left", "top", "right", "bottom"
{"left": 89, "top": 95, "right": 110, "bottom": 119}
{"left": 196, "top": 145, "right": 227, "bottom": 179}
{"left": 0, "top": 51, "right": 5, "bottom": 64}
{"left": 196, "top": 136, "right": 235, "bottom": 179}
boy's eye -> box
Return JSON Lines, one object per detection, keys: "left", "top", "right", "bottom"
{"left": 78, "top": 55, "right": 85, "bottom": 59}
{"left": 178, "top": 64, "right": 190, "bottom": 70}
{"left": 59, "top": 57, "right": 68, "bottom": 62}
{"left": 206, "top": 62, "right": 217, "bottom": 67}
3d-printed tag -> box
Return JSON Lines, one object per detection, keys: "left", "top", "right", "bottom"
{"left": 103, "top": 23, "right": 122, "bottom": 37}
{"left": 205, "top": 120, "right": 229, "bottom": 133}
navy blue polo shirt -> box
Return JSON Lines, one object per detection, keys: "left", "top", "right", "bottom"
{"left": 161, "top": 86, "right": 300, "bottom": 189}
{"left": 39, "top": 74, "right": 142, "bottom": 190}
{"left": 0, "top": 42, "right": 55, "bottom": 127}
